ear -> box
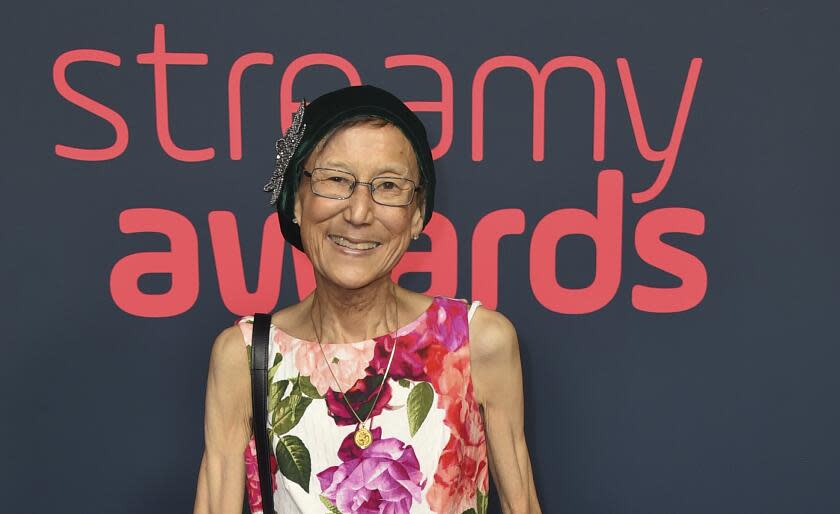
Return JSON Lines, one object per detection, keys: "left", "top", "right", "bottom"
{"left": 294, "top": 186, "right": 302, "bottom": 223}
{"left": 410, "top": 195, "right": 425, "bottom": 238}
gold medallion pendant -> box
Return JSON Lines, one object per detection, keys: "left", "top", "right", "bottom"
{"left": 354, "top": 425, "right": 373, "bottom": 449}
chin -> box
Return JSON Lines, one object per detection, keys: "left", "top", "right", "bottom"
{"left": 320, "top": 255, "right": 397, "bottom": 290}
{"left": 324, "top": 269, "right": 382, "bottom": 290}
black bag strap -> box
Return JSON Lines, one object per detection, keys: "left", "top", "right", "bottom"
{"left": 250, "top": 313, "right": 275, "bottom": 514}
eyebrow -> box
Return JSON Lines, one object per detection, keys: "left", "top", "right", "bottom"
{"left": 320, "top": 161, "right": 410, "bottom": 177}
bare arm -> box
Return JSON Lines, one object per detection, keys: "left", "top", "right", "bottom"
{"left": 193, "top": 325, "right": 253, "bottom": 514}
{"left": 471, "top": 307, "right": 543, "bottom": 514}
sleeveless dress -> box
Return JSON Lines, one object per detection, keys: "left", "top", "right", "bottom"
{"left": 236, "top": 295, "right": 490, "bottom": 514}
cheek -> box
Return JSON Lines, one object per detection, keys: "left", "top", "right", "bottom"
{"left": 297, "top": 199, "right": 339, "bottom": 252}
{"left": 301, "top": 195, "right": 342, "bottom": 222}
{"left": 380, "top": 210, "right": 416, "bottom": 240}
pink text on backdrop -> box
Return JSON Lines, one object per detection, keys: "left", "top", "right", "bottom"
{"left": 53, "top": 23, "right": 707, "bottom": 315}
{"left": 110, "top": 171, "right": 706, "bottom": 317}
{"left": 53, "top": 23, "right": 702, "bottom": 204}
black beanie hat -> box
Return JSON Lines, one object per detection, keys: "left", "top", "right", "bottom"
{"left": 271, "top": 84, "right": 436, "bottom": 252}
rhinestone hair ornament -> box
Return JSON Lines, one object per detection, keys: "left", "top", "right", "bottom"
{"left": 263, "top": 101, "right": 307, "bottom": 205}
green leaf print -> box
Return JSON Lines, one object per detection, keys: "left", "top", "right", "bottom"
{"left": 477, "top": 489, "right": 489, "bottom": 514}
{"left": 398, "top": 378, "right": 411, "bottom": 388}
{"left": 319, "top": 495, "right": 343, "bottom": 514}
{"left": 272, "top": 393, "right": 312, "bottom": 435}
{"left": 298, "top": 375, "right": 325, "bottom": 398}
{"left": 275, "top": 434, "right": 311, "bottom": 493}
{"left": 268, "top": 352, "right": 282, "bottom": 376}
{"left": 268, "top": 379, "right": 289, "bottom": 415}
{"left": 407, "top": 381, "right": 434, "bottom": 436}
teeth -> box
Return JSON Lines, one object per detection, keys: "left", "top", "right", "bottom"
{"left": 329, "top": 235, "right": 380, "bottom": 250}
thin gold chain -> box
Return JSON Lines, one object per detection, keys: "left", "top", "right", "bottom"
{"left": 309, "top": 281, "right": 399, "bottom": 428}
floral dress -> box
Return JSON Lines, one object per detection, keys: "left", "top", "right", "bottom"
{"left": 236, "top": 295, "right": 489, "bottom": 514}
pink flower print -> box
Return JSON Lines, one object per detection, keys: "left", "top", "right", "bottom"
{"left": 273, "top": 328, "right": 295, "bottom": 355}
{"left": 243, "top": 435, "right": 278, "bottom": 513}
{"left": 367, "top": 297, "right": 468, "bottom": 383}
{"left": 317, "top": 432, "right": 426, "bottom": 514}
{"left": 427, "top": 348, "right": 489, "bottom": 512}
{"left": 426, "top": 434, "right": 488, "bottom": 514}
{"left": 325, "top": 374, "right": 393, "bottom": 426}
{"left": 435, "top": 350, "right": 468, "bottom": 402}
{"left": 435, "top": 299, "right": 470, "bottom": 352}
{"left": 292, "top": 341, "right": 375, "bottom": 396}
{"left": 421, "top": 342, "right": 449, "bottom": 385}
{"left": 368, "top": 328, "right": 437, "bottom": 382}
{"left": 437, "top": 350, "right": 487, "bottom": 464}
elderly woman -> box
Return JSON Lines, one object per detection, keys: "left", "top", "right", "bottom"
{"left": 193, "top": 85, "right": 542, "bottom": 514}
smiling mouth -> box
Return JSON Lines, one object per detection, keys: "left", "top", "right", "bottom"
{"left": 328, "top": 234, "right": 382, "bottom": 251}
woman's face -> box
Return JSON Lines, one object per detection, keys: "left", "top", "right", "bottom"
{"left": 293, "top": 122, "right": 424, "bottom": 290}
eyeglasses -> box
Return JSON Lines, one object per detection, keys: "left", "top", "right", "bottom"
{"left": 302, "top": 168, "right": 420, "bottom": 207}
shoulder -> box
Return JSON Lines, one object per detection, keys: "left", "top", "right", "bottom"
{"left": 469, "top": 305, "right": 520, "bottom": 368}
{"left": 467, "top": 306, "right": 521, "bottom": 405}
{"left": 208, "top": 321, "right": 251, "bottom": 375}
{"left": 203, "top": 322, "right": 253, "bottom": 440}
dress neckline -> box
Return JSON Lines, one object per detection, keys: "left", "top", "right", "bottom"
{"left": 270, "top": 295, "right": 441, "bottom": 345}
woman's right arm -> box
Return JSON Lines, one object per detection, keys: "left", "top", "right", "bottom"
{"left": 193, "top": 325, "right": 253, "bottom": 514}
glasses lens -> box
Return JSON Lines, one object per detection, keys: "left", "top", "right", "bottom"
{"left": 372, "top": 177, "right": 415, "bottom": 206}
{"left": 311, "top": 168, "right": 355, "bottom": 198}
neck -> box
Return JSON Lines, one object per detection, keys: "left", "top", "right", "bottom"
{"left": 308, "top": 275, "right": 399, "bottom": 344}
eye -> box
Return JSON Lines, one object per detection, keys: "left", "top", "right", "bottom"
{"left": 379, "top": 181, "right": 399, "bottom": 190}
{"left": 316, "top": 170, "right": 354, "bottom": 185}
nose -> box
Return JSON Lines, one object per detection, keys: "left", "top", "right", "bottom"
{"left": 342, "top": 182, "right": 376, "bottom": 225}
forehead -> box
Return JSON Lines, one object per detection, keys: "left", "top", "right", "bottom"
{"left": 309, "top": 122, "right": 419, "bottom": 176}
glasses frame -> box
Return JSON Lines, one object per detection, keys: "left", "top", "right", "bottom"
{"left": 302, "top": 168, "right": 421, "bottom": 207}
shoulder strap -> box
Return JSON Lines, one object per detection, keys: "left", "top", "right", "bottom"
{"left": 468, "top": 300, "right": 482, "bottom": 322}
{"left": 250, "top": 313, "right": 275, "bottom": 514}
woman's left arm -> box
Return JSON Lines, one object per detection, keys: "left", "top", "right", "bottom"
{"left": 470, "top": 306, "right": 543, "bottom": 514}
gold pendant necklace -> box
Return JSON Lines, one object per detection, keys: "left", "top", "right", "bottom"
{"left": 353, "top": 425, "right": 373, "bottom": 448}
{"left": 310, "top": 282, "right": 399, "bottom": 449}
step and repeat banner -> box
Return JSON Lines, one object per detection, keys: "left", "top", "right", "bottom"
{"left": 4, "top": 1, "right": 838, "bottom": 513}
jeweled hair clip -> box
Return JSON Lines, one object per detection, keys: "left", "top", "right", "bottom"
{"left": 264, "top": 100, "right": 307, "bottom": 205}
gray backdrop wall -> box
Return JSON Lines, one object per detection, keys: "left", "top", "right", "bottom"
{"left": 3, "top": 1, "right": 839, "bottom": 513}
